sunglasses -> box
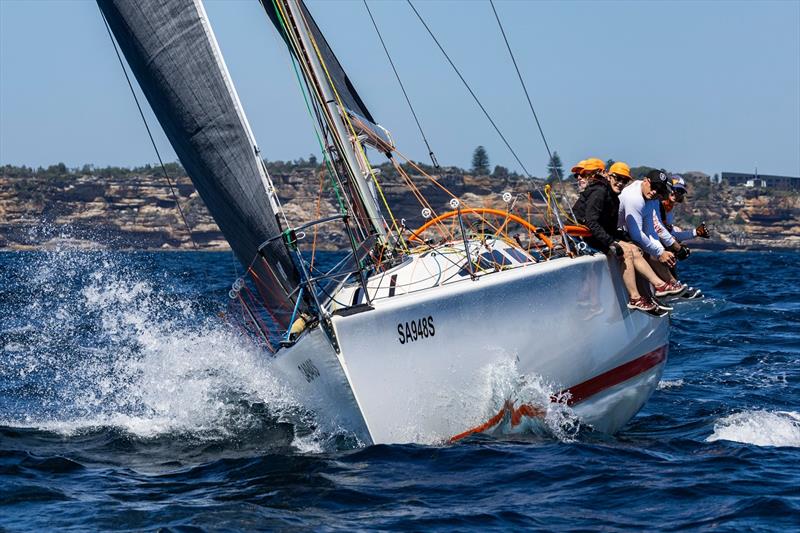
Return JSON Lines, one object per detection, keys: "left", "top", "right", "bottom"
{"left": 610, "top": 174, "right": 631, "bottom": 183}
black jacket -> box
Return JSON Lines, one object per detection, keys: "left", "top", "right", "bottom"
{"left": 571, "top": 179, "right": 621, "bottom": 253}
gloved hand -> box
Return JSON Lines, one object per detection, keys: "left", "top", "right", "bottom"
{"left": 675, "top": 245, "right": 691, "bottom": 261}
{"left": 696, "top": 222, "right": 710, "bottom": 238}
{"left": 608, "top": 242, "right": 625, "bottom": 258}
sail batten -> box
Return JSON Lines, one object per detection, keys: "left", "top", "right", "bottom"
{"left": 98, "top": 0, "right": 301, "bottom": 328}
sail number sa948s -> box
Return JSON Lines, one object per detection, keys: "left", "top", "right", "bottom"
{"left": 397, "top": 315, "right": 435, "bottom": 344}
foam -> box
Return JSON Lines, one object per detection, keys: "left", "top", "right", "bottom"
{"left": 657, "top": 378, "right": 684, "bottom": 390}
{"left": 707, "top": 410, "right": 800, "bottom": 447}
{"left": 1, "top": 250, "right": 338, "bottom": 452}
{"left": 477, "top": 356, "right": 581, "bottom": 442}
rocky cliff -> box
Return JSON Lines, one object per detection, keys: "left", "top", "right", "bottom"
{"left": 1, "top": 164, "right": 798, "bottom": 251}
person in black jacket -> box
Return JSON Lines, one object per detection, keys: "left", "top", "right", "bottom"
{"left": 572, "top": 161, "right": 670, "bottom": 312}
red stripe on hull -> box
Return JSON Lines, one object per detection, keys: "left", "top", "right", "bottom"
{"left": 560, "top": 345, "right": 668, "bottom": 405}
{"left": 449, "top": 345, "right": 668, "bottom": 442}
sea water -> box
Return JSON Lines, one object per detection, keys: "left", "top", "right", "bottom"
{"left": 1, "top": 250, "right": 798, "bottom": 530}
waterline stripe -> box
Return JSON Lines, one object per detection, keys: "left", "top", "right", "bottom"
{"left": 449, "top": 345, "right": 668, "bottom": 442}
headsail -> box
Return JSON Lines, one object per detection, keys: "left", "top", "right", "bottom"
{"left": 98, "top": 0, "right": 301, "bottom": 328}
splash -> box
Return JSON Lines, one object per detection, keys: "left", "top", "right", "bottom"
{"left": 0, "top": 249, "right": 345, "bottom": 451}
{"left": 707, "top": 410, "right": 800, "bottom": 447}
{"left": 475, "top": 356, "right": 581, "bottom": 442}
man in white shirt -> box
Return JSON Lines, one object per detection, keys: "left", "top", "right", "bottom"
{"left": 618, "top": 169, "right": 685, "bottom": 297}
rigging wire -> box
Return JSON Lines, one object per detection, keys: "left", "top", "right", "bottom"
{"left": 100, "top": 11, "right": 200, "bottom": 253}
{"left": 407, "top": 0, "right": 573, "bottom": 252}
{"left": 363, "top": 0, "right": 439, "bottom": 169}
{"left": 290, "top": 1, "right": 409, "bottom": 252}
{"left": 488, "top": 0, "right": 576, "bottom": 219}
{"left": 406, "top": 0, "right": 533, "bottom": 181}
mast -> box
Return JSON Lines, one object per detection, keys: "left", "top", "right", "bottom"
{"left": 269, "top": 0, "right": 389, "bottom": 245}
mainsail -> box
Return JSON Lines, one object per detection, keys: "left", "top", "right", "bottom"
{"left": 98, "top": 0, "right": 301, "bottom": 328}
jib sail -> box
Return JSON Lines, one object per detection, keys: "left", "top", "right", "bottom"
{"left": 97, "top": 0, "right": 301, "bottom": 329}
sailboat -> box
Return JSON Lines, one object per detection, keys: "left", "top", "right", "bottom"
{"left": 97, "top": 0, "right": 669, "bottom": 445}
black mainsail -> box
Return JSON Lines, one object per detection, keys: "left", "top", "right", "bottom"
{"left": 98, "top": 0, "right": 301, "bottom": 328}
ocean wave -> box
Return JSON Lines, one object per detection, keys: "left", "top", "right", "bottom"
{"left": 706, "top": 410, "right": 800, "bottom": 447}
{"left": 0, "top": 250, "right": 345, "bottom": 452}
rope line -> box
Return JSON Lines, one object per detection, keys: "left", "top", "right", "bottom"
{"left": 406, "top": 0, "right": 531, "bottom": 180}
{"left": 407, "top": 0, "right": 574, "bottom": 252}
{"left": 488, "top": 0, "right": 576, "bottom": 220}
{"left": 363, "top": 0, "right": 439, "bottom": 169}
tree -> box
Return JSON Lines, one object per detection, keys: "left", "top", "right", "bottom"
{"left": 471, "top": 146, "right": 490, "bottom": 175}
{"left": 606, "top": 159, "right": 615, "bottom": 170}
{"left": 546, "top": 151, "right": 563, "bottom": 182}
{"left": 309, "top": 153, "right": 318, "bottom": 167}
{"left": 492, "top": 165, "right": 509, "bottom": 178}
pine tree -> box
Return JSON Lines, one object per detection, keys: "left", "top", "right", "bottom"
{"left": 547, "top": 151, "right": 563, "bottom": 182}
{"left": 471, "top": 146, "right": 490, "bottom": 175}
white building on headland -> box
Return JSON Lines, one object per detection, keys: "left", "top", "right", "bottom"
{"left": 721, "top": 172, "right": 800, "bottom": 191}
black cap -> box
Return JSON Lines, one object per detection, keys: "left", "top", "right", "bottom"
{"left": 646, "top": 169, "right": 672, "bottom": 193}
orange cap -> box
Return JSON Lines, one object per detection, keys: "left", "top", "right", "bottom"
{"left": 570, "top": 160, "right": 587, "bottom": 174}
{"left": 581, "top": 158, "right": 606, "bottom": 172}
{"left": 608, "top": 161, "right": 632, "bottom": 179}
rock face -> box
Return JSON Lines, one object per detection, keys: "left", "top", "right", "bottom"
{"left": 669, "top": 172, "right": 800, "bottom": 250}
{"left": 1, "top": 165, "right": 798, "bottom": 251}
{"left": 0, "top": 164, "right": 552, "bottom": 251}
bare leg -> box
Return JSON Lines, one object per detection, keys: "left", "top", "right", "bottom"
{"left": 647, "top": 256, "right": 676, "bottom": 283}
{"left": 614, "top": 246, "right": 641, "bottom": 300}
{"left": 619, "top": 241, "right": 667, "bottom": 286}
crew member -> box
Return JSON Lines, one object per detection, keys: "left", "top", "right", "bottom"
{"left": 617, "top": 169, "right": 685, "bottom": 297}
{"left": 660, "top": 175, "right": 710, "bottom": 242}
{"left": 572, "top": 161, "right": 669, "bottom": 312}
{"left": 571, "top": 159, "right": 589, "bottom": 192}
{"left": 657, "top": 174, "right": 709, "bottom": 298}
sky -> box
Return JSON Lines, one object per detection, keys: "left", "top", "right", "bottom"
{"left": 1, "top": 0, "right": 799, "bottom": 178}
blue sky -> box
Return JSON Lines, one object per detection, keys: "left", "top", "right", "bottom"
{"left": 1, "top": 0, "right": 798, "bottom": 177}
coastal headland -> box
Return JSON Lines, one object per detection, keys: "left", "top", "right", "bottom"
{"left": 2, "top": 162, "right": 798, "bottom": 251}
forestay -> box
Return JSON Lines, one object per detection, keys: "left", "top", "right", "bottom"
{"left": 97, "top": 0, "right": 302, "bottom": 328}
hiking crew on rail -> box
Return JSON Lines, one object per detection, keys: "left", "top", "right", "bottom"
{"left": 571, "top": 160, "right": 705, "bottom": 313}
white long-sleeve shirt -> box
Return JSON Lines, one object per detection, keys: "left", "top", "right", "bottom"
{"left": 618, "top": 180, "right": 665, "bottom": 258}
{"left": 652, "top": 206, "right": 676, "bottom": 248}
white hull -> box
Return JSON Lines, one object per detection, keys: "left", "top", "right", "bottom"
{"left": 268, "top": 249, "right": 668, "bottom": 445}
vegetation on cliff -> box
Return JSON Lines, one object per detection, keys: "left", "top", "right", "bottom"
{"left": 1, "top": 161, "right": 798, "bottom": 251}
